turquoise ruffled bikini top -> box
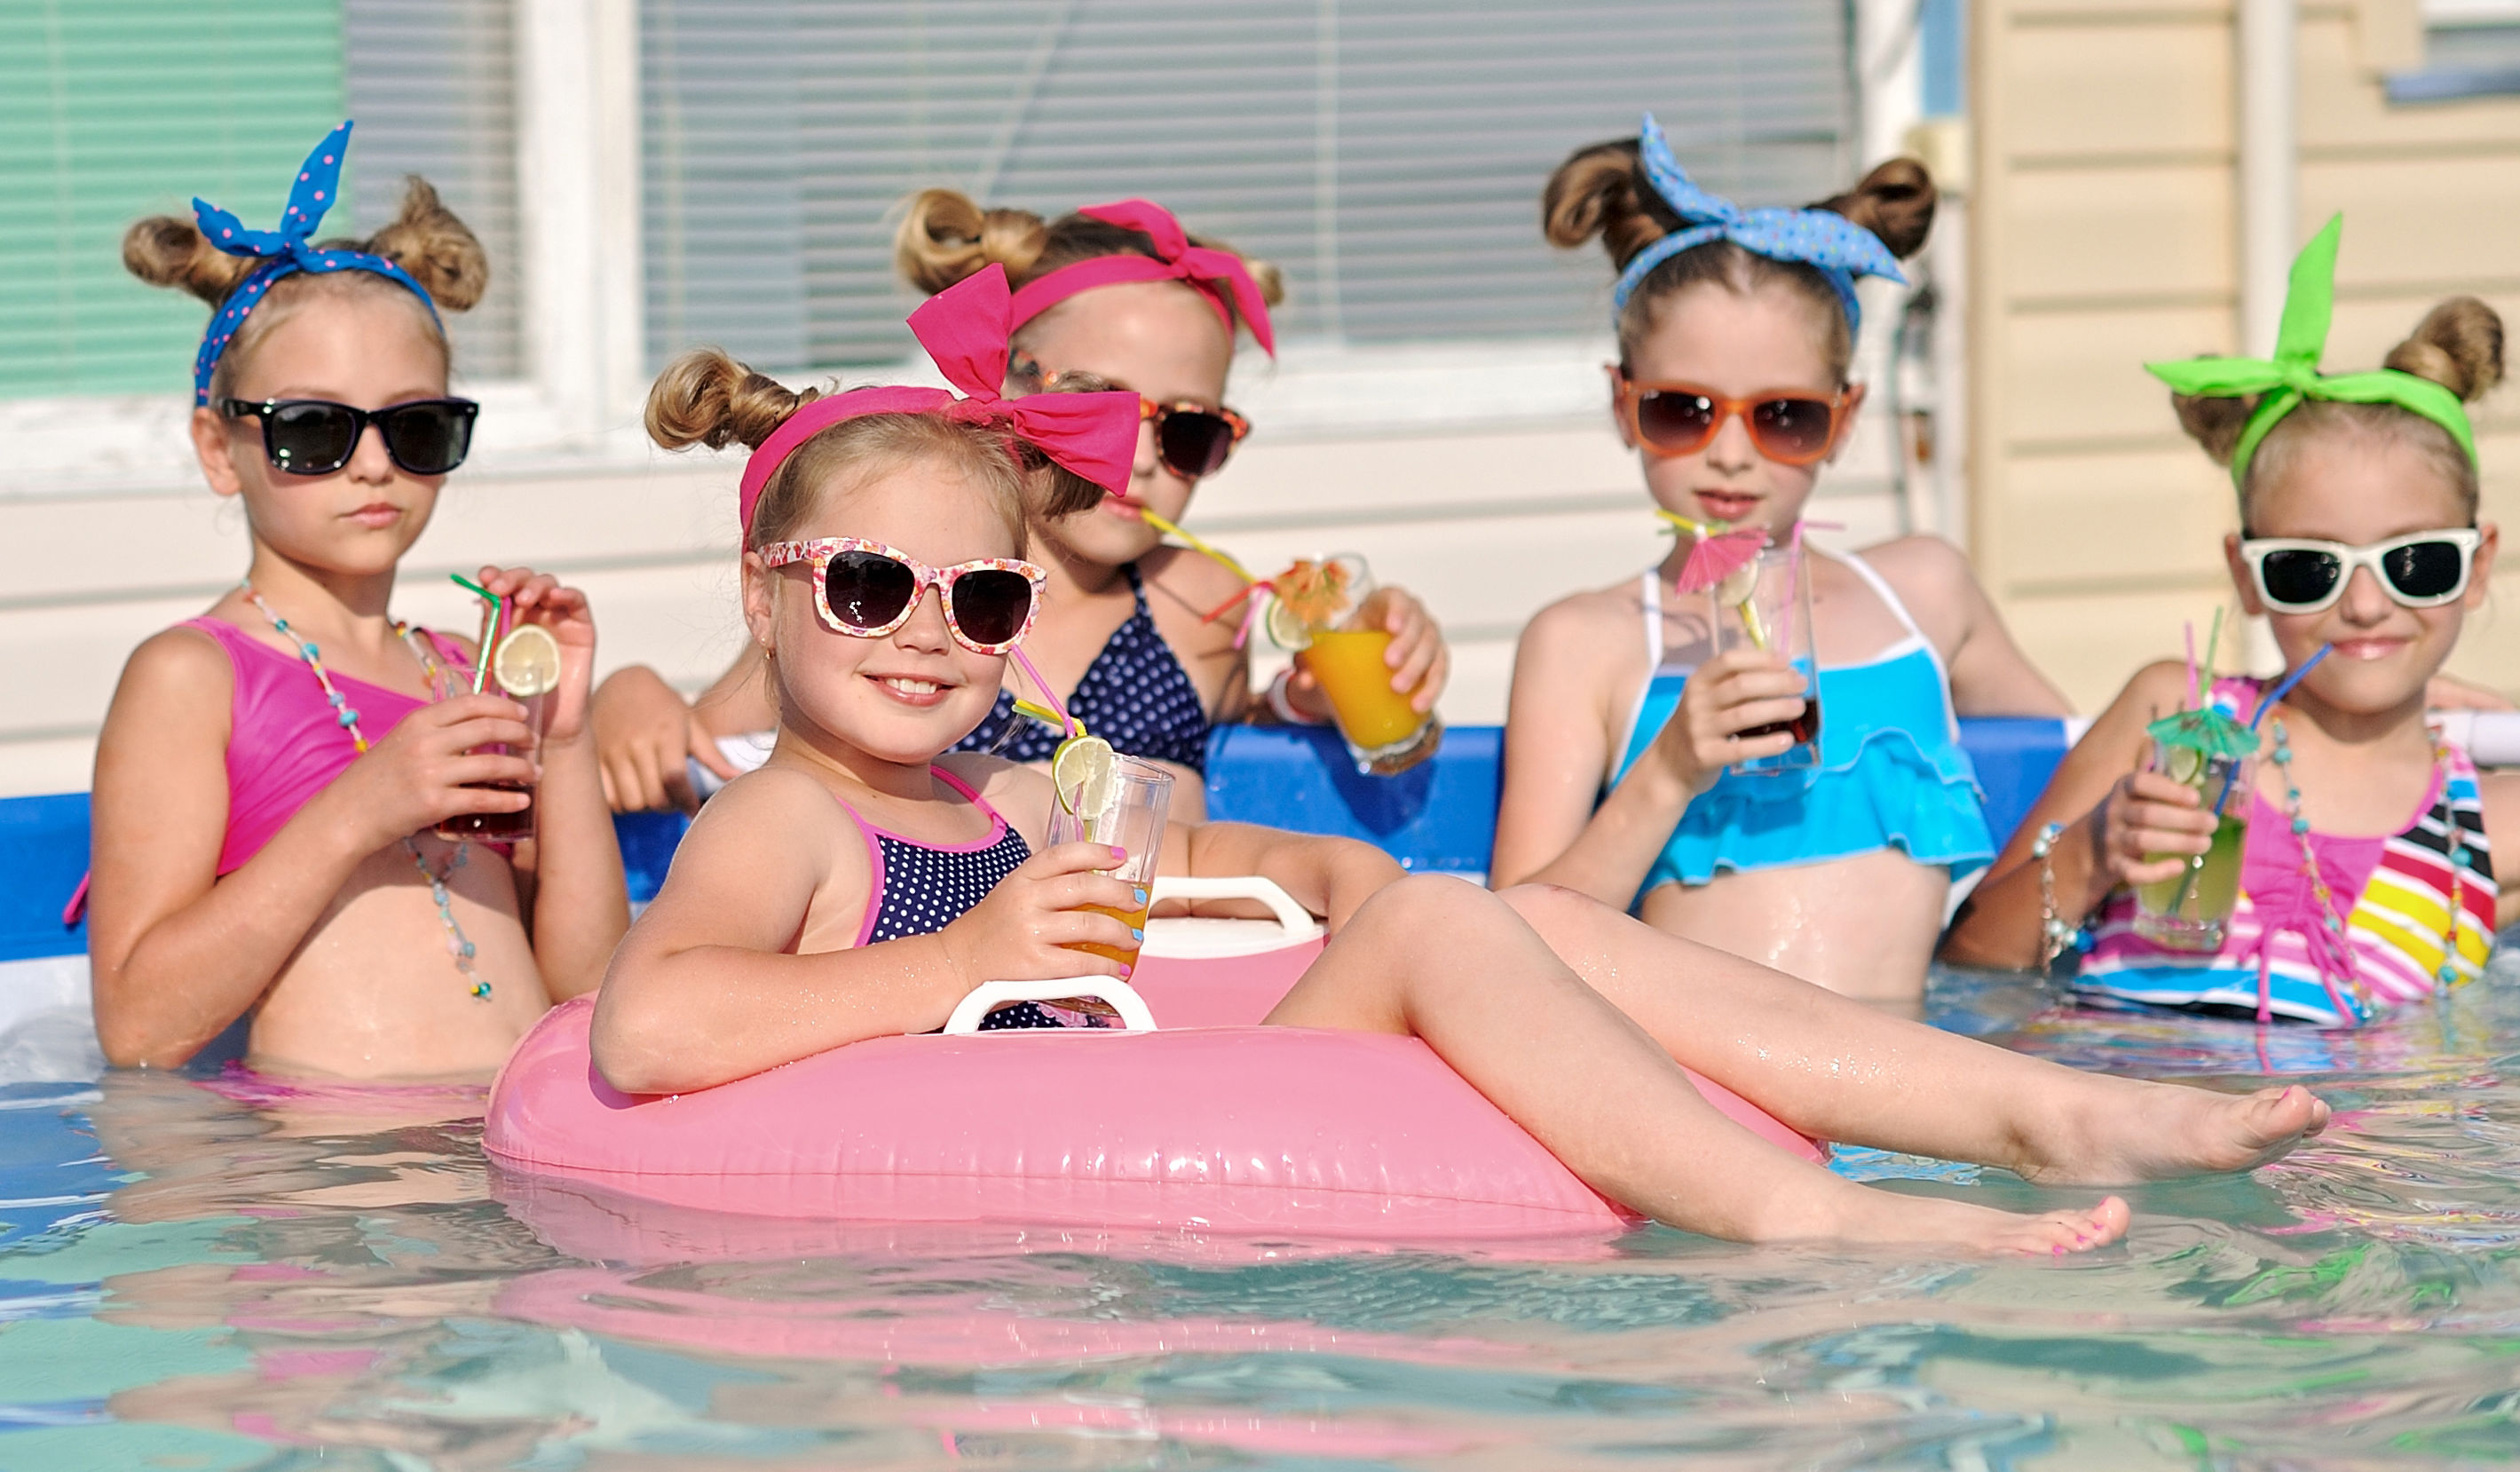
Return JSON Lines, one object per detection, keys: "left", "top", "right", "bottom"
{"left": 1608, "top": 552, "right": 1993, "bottom": 895}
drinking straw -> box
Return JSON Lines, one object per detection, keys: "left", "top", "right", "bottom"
{"left": 2201, "top": 606, "right": 2224, "bottom": 695}
{"left": 2184, "top": 621, "right": 2200, "bottom": 709}
{"left": 2198, "top": 641, "right": 2333, "bottom": 833}
{"left": 450, "top": 574, "right": 500, "bottom": 694}
{"left": 2248, "top": 643, "right": 2332, "bottom": 732}
{"left": 1139, "top": 509, "right": 1252, "bottom": 582}
{"left": 1007, "top": 645, "right": 1078, "bottom": 738}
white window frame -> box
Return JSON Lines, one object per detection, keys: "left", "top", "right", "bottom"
{"left": 0, "top": 0, "right": 651, "bottom": 501}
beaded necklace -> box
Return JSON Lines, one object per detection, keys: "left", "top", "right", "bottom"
{"left": 2269, "top": 715, "right": 2469, "bottom": 996}
{"left": 239, "top": 582, "right": 491, "bottom": 1001}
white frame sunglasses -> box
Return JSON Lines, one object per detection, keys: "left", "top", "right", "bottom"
{"left": 2237, "top": 527, "right": 2484, "bottom": 613}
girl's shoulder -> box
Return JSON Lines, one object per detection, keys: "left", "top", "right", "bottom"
{"left": 113, "top": 622, "right": 239, "bottom": 716}
{"left": 1845, "top": 534, "right": 1979, "bottom": 620}
{"left": 1517, "top": 577, "right": 1648, "bottom": 666}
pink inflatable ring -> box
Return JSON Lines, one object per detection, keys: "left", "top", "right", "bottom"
{"left": 484, "top": 882, "right": 1827, "bottom": 1241}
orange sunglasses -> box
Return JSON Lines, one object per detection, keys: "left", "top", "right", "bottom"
{"left": 1612, "top": 370, "right": 1846, "bottom": 466}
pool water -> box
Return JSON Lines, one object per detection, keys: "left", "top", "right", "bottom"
{"left": 9, "top": 957, "right": 2520, "bottom": 1470}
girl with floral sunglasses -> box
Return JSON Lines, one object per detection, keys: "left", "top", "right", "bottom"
{"left": 1942, "top": 218, "right": 2520, "bottom": 1025}
{"left": 592, "top": 194, "right": 1451, "bottom": 819}
{"left": 1492, "top": 118, "right": 2070, "bottom": 1008}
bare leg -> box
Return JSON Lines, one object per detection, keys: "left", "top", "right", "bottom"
{"left": 1495, "top": 883, "right": 2327, "bottom": 1183}
{"left": 1268, "top": 876, "right": 2130, "bottom": 1252}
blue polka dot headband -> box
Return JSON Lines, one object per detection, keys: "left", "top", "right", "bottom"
{"left": 189, "top": 121, "right": 440, "bottom": 406}
{"left": 1609, "top": 113, "right": 1907, "bottom": 336}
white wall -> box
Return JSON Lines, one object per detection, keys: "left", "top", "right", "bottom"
{"left": 0, "top": 343, "right": 1913, "bottom": 798}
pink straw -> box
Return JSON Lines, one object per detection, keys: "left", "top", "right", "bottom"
{"left": 1007, "top": 646, "right": 1077, "bottom": 737}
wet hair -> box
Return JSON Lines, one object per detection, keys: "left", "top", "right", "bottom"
{"left": 122, "top": 178, "right": 487, "bottom": 400}
{"left": 1542, "top": 146, "right": 1936, "bottom": 380}
{"left": 644, "top": 348, "right": 1105, "bottom": 550}
{"left": 893, "top": 188, "right": 1284, "bottom": 349}
{"left": 2172, "top": 297, "right": 2504, "bottom": 523}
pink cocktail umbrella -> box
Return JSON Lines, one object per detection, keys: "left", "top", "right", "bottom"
{"left": 1655, "top": 510, "right": 1770, "bottom": 594}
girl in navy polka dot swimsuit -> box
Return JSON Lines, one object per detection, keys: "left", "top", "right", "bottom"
{"left": 602, "top": 283, "right": 2325, "bottom": 1253}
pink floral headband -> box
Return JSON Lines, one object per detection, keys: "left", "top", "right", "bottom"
{"left": 739, "top": 265, "right": 1140, "bottom": 537}
{"left": 1006, "top": 199, "right": 1276, "bottom": 357}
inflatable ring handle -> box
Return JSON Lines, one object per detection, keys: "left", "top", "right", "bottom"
{"left": 1146, "top": 875, "right": 1322, "bottom": 941}
{"left": 944, "top": 977, "right": 1159, "bottom": 1034}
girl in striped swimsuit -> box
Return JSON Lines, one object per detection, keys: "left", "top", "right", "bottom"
{"left": 1942, "top": 218, "right": 2520, "bottom": 1024}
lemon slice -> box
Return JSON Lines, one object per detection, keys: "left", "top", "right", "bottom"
{"left": 1264, "top": 596, "right": 1315, "bottom": 653}
{"left": 2163, "top": 743, "right": 2206, "bottom": 786}
{"left": 493, "top": 623, "right": 562, "bottom": 698}
{"left": 1713, "top": 561, "right": 1760, "bottom": 607}
{"left": 1052, "top": 733, "right": 1118, "bottom": 820}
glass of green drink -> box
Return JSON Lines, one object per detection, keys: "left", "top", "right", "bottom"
{"left": 2132, "top": 742, "right": 2255, "bottom": 951}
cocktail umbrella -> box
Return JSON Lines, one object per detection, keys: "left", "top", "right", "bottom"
{"left": 1655, "top": 510, "right": 1770, "bottom": 596}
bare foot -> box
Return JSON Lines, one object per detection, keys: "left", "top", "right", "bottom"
{"left": 2021, "top": 1081, "right": 2330, "bottom": 1186}
{"left": 1779, "top": 1189, "right": 2130, "bottom": 1255}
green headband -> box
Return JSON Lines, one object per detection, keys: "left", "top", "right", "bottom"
{"left": 2145, "top": 214, "right": 2476, "bottom": 491}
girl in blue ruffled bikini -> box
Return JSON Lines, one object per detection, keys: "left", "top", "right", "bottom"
{"left": 1493, "top": 117, "right": 2069, "bottom": 1006}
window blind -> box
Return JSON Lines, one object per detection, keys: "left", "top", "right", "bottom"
{"left": 641, "top": 0, "right": 1852, "bottom": 372}
{"left": 0, "top": 0, "right": 344, "bottom": 399}
{"left": 344, "top": 0, "right": 523, "bottom": 384}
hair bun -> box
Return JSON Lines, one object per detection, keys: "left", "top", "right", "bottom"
{"left": 2170, "top": 386, "right": 2256, "bottom": 466}
{"left": 1814, "top": 157, "right": 1937, "bottom": 261}
{"left": 895, "top": 188, "right": 1049, "bottom": 295}
{"left": 1541, "top": 138, "right": 1674, "bottom": 270}
{"left": 2386, "top": 296, "right": 2503, "bottom": 403}
{"left": 646, "top": 348, "right": 820, "bottom": 452}
{"left": 359, "top": 177, "right": 488, "bottom": 313}
{"left": 120, "top": 215, "right": 261, "bottom": 305}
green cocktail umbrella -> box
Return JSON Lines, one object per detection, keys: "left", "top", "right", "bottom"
{"left": 2145, "top": 706, "right": 2256, "bottom": 781}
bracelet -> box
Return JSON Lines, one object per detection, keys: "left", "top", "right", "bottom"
{"left": 1264, "top": 666, "right": 1326, "bottom": 725}
{"left": 2031, "top": 821, "right": 2079, "bottom": 968}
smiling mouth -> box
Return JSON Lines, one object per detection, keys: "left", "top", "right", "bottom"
{"left": 873, "top": 674, "right": 953, "bottom": 702}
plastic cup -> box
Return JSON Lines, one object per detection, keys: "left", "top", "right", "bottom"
{"left": 1708, "top": 545, "right": 1820, "bottom": 775}
{"left": 1047, "top": 755, "right": 1173, "bottom": 971}
{"left": 1288, "top": 556, "right": 1441, "bottom": 776}
{"left": 432, "top": 603, "right": 546, "bottom": 842}
{"left": 2133, "top": 745, "right": 2254, "bottom": 951}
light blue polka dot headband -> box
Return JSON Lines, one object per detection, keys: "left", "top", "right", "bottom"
{"left": 189, "top": 121, "right": 440, "bottom": 406}
{"left": 1609, "top": 112, "right": 1907, "bottom": 336}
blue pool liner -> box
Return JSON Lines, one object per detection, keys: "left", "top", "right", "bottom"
{"left": 3, "top": 720, "right": 2074, "bottom": 955}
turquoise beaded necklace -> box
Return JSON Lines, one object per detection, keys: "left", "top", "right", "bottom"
{"left": 240, "top": 582, "right": 491, "bottom": 1001}
{"left": 2270, "top": 715, "right": 2469, "bottom": 995}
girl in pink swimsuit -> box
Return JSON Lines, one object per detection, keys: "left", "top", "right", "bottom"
{"left": 83, "top": 124, "right": 628, "bottom": 1079}
{"left": 1945, "top": 218, "right": 2520, "bottom": 1022}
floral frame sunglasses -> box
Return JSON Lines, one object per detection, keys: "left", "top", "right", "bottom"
{"left": 758, "top": 538, "right": 1048, "bottom": 654}
{"left": 2237, "top": 527, "right": 2484, "bottom": 613}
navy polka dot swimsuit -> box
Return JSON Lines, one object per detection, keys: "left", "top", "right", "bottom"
{"left": 956, "top": 563, "right": 1212, "bottom": 774}
{"left": 847, "top": 768, "right": 1063, "bottom": 1031}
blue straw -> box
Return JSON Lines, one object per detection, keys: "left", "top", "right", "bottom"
{"left": 2205, "top": 643, "right": 2333, "bottom": 816}
{"left": 2249, "top": 643, "right": 2331, "bottom": 731}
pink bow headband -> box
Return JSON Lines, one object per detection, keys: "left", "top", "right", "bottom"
{"left": 1007, "top": 199, "right": 1276, "bottom": 356}
{"left": 738, "top": 265, "right": 1140, "bottom": 537}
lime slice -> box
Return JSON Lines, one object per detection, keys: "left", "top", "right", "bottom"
{"left": 2163, "top": 743, "right": 2205, "bottom": 786}
{"left": 1713, "top": 561, "right": 1760, "bottom": 607}
{"left": 493, "top": 623, "right": 562, "bottom": 698}
{"left": 1264, "top": 596, "right": 1315, "bottom": 653}
{"left": 1052, "top": 733, "right": 1118, "bottom": 820}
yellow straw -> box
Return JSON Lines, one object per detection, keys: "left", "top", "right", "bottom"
{"left": 1139, "top": 509, "right": 1252, "bottom": 582}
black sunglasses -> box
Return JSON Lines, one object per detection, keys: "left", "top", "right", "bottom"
{"left": 220, "top": 397, "right": 479, "bottom": 477}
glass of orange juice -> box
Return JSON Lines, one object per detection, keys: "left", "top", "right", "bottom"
{"left": 1276, "top": 554, "right": 1441, "bottom": 775}
{"left": 1046, "top": 753, "right": 1172, "bottom": 971}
